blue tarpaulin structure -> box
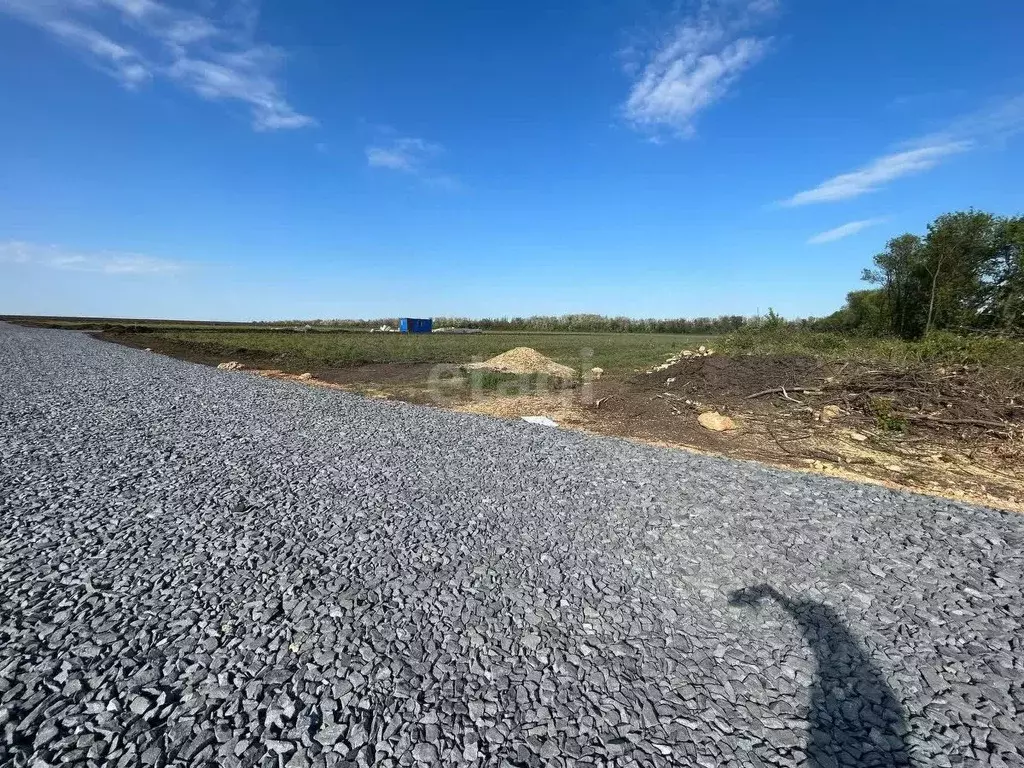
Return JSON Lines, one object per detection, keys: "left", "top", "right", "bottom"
{"left": 399, "top": 318, "right": 433, "bottom": 334}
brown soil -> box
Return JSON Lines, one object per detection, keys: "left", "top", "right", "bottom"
{"left": 588, "top": 354, "right": 1023, "bottom": 510}
{"left": 103, "top": 332, "right": 281, "bottom": 369}
{"left": 104, "top": 332, "right": 1024, "bottom": 512}
{"left": 103, "top": 331, "right": 436, "bottom": 391}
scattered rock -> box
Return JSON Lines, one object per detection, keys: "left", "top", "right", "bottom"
{"left": 590, "top": 367, "right": 604, "bottom": 380}
{"left": 820, "top": 404, "right": 843, "bottom": 424}
{"left": 315, "top": 723, "right": 346, "bottom": 746}
{"left": 651, "top": 345, "right": 714, "bottom": 371}
{"left": 849, "top": 431, "right": 869, "bottom": 442}
{"left": 217, "top": 361, "right": 245, "bottom": 371}
{"left": 412, "top": 743, "right": 437, "bottom": 763}
{"left": 266, "top": 739, "right": 294, "bottom": 755}
{"left": 698, "top": 411, "right": 736, "bottom": 432}
{"left": 129, "top": 695, "right": 151, "bottom": 716}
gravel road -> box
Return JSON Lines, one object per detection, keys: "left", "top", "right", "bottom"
{"left": 1, "top": 322, "right": 1022, "bottom": 768}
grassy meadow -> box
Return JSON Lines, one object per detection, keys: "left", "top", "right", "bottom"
{"left": 147, "top": 329, "right": 717, "bottom": 374}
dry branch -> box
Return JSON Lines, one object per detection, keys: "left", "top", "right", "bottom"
{"left": 904, "top": 415, "right": 1011, "bottom": 429}
{"left": 746, "top": 386, "right": 822, "bottom": 400}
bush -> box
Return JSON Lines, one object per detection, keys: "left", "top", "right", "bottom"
{"left": 868, "top": 397, "right": 907, "bottom": 432}
{"left": 719, "top": 327, "right": 1024, "bottom": 367}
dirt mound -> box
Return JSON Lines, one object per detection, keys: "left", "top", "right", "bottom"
{"left": 467, "top": 347, "right": 577, "bottom": 380}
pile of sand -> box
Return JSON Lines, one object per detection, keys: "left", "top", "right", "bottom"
{"left": 466, "top": 347, "right": 577, "bottom": 380}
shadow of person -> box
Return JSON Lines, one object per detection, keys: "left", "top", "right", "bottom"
{"left": 729, "top": 585, "right": 913, "bottom": 767}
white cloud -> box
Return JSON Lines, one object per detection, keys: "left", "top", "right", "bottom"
{"left": 0, "top": 241, "right": 182, "bottom": 274}
{"left": 366, "top": 137, "right": 442, "bottom": 172}
{"left": 366, "top": 147, "right": 414, "bottom": 171}
{"left": 45, "top": 19, "right": 152, "bottom": 87}
{"left": 930, "top": 93, "right": 1024, "bottom": 147}
{"left": 622, "top": 0, "right": 777, "bottom": 138}
{"left": 366, "top": 136, "right": 460, "bottom": 189}
{"left": 0, "top": 0, "right": 313, "bottom": 131}
{"left": 782, "top": 95, "right": 1024, "bottom": 206}
{"left": 782, "top": 142, "right": 971, "bottom": 207}
{"left": 169, "top": 48, "right": 313, "bottom": 131}
{"left": 165, "top": 17, "right": 220, "bottom": 46}
{"left": 807, "top": 218, "right": 887, "bottom": 245}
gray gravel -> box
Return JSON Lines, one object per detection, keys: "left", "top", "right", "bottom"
{"left": 1, "top": 322, "right": 1022, "bottom": 768}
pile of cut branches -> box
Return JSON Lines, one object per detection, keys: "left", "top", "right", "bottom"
{"left": 814, "top": 364, "right": 1021, "bottom": 438}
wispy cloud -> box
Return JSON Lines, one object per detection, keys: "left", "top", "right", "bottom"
{"left": 622, "top": 0, "right": 777, "bottom": 139}
{"left": 807, "top": 218, "right": 887, "bottom": 245}
{"left": 0, "top": 241, "right": 182, "bottom": 274}
{"left": 782, "top": 143, "right": 971, "bottom": 207}
{"left": 366, "top": 137, "right": 442, "bottom": 172}
{"left": 936, "top": 93, "right": 1024, "bottom": 147}
{"left": 781, "top": 95, "right": 1024, "bottom": 206}
{"left": 366, "top": 135, "right": 461, "bottom": 189}
{"left": 0, "top": 0, "right": 312, "bottom": 131}
{"left": 46, "top": 19, "right": 152, "bottom": 87}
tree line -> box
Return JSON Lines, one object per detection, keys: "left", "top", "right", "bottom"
{"left": 818, "top": 210, "right": 1023, "bottom": 339}
{"left": 262, "top": 314, "right": 749, "bottom": 334}
{"left": 267, "top": 208, "right": 1020, "bottom": 339}
{"left": 432, "top": 314, "right": 748, "bottom": 334}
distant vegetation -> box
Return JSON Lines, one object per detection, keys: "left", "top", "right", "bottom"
{"left": 816, "top": 209, "right": 1022, "bottom": 339}
{"left": 716, "top": 209, "right": 1024, "bottom": 366}
{"left": 260, "top": 209, "right": 1021, "bottom": 342}
{"left": 257, "top": 314, "right": 749, "bottom": 335}
{"left": 722, "top": 325, "right": 1024, "bottom": 367}
{"left": 431, "top": 315, "right": 747, "bottom": 334}
{"left": 10, "top": 209, "right": 1019, "bottom": 364}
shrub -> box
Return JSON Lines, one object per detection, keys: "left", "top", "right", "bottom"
{"left": 719, "top": 326, "right": 1024, "bottom": 367}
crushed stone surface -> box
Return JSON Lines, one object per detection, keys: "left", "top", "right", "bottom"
{"left": 466, "top": 347, "right": 577, "bottom": 380}
{"left": 1, "top": 322, "right": 1022, "bottom": 767}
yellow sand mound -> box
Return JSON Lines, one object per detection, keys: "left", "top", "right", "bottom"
{"left": 467, "top": 347, "right": 577, "bottom": 380}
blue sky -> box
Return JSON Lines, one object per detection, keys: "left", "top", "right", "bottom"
{"left": 1, "top": 0, "right": 1022, "bottom": 321}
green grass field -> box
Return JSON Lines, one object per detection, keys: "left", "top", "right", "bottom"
{"left": 150, "top": 330, "right": 717, "bottom": 374}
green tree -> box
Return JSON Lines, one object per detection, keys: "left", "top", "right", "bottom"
{"left": 984, "top": 215, "right": 1024, "bottom": 331}
{"left": 862, "top": 233, "right": 927, "bottom": 338}
{"left": 921, "top": 210, "right": 996, "bottom": 333}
